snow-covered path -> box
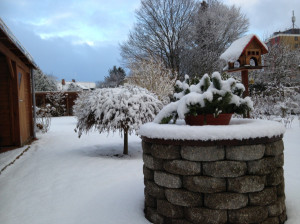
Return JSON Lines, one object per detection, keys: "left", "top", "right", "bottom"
{"left": 0, "top": 117, "right": 299, "bottom": 224}
{"left": 0, "top": 117, "right": 148, "bottom": 224}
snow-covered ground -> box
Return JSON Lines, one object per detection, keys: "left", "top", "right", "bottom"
{"left": 0, "top": 116, "right": 299, "bottom": 224}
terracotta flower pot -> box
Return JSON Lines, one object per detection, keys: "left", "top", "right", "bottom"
{"left": 185, "top": 113, "right": 233, "bottom": 126}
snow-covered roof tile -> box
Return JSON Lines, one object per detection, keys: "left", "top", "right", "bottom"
{"left": 220, "top": 34, "right": 268, "bottom": 63}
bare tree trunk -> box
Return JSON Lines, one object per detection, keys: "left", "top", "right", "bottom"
{"left": 123, "top": 127, "right": 128, "bottom": 155}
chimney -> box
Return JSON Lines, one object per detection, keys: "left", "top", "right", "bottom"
{"left": 62, "top": 79, "right": 65, "bottom": 85}
{"left": 72, "top": 79, "right": 76, "bottom": 82}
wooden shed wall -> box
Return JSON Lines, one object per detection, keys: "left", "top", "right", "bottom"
{"left": 0, "top": 54, "right": 13, "bottom": 146}
{"left": 0, "top": 43, "right": 34, "bottom": 148}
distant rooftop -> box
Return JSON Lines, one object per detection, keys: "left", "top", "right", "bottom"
{"left": 274, "top": 28, "right": 300, "bottom": 35}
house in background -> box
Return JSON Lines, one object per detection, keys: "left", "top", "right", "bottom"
{"left": 267, "top": 28, "right": 300, "bottom": 50}
{"left": 58, "top": 79, "right": 96, "bottom": 91}
{"left": 0, "top": 18, "right": 37, "bottom": 150}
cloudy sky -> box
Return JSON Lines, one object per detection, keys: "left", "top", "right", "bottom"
{"left": 0, "top": 0, "right": 299, "bottom": 82}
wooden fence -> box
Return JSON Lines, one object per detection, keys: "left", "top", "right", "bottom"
{"left": 35, "top": 91, "right": 79, "bottom": 116}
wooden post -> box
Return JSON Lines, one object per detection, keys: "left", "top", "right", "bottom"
{"left": 241, "top": 70, "right": 250, "bottom": 118}
{"left": 241, "top": 70, "right": 249, "bottom": 97}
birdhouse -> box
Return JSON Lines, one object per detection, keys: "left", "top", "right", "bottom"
{"left": 220, "top": 34, "right": 268, "bottom": 72}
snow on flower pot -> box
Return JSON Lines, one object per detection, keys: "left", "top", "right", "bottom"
{"left": 185, "top": 113, "right": 233, "bottom": 126}
{"left": 139, "top": 119, "right": 287, "bottom": 224}
{"left": 155, "top": 72, "right": 253, "bottom": 126}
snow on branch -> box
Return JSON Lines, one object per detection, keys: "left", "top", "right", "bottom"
{"left": 74, "top": 85, "right": 163, "bottom": 138}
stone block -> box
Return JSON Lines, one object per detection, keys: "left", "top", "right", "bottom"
{"left": 262, "top": 217, "right": 279, "bottom": 224}
{"left": 185, "top": 207, "right": 227, "bottom": 224}
{"left": 183, "top": 176, "right": 226, "bottom": 193}
{"left": 227, "top": 175, "right": 266, "bottom": 193}
{"left": 143, "top": 165, "right": 154, "bottom": 180}
{"left": 267, "top": 167, "right": 284, "bottom": 186}
{"left": 265, "top": 140, "right": 284, "bottom": 156}
{"left": 142, "top": 141, "right": 152, "bottom": 154}
{"left": 249, "top": 187, "right": 277, "bottom": 206}
{"left": 204, "top": 193, "right": 248, "bottom": 209}
{"left": 228, "top": 206, "right": 268, "bottom": 223}
{"left": 145, "top": 206, "right": 164, "bottom": 224}
{"left": 275, "top": 154, "right": 284, "bottom": 167}
{"left": 157, "top": 200, "right": 184, "bottom": 218}
{"left": 248, "top": 157, "right": 278, "bottom": 175}
{"left": 165, "top": 189, "right": 202, "bottom": 207}
{"left": 144, "top": 180, "right": 165, "bottom": 199}
{"left": 164, "top": 218, "right": 192, "bottom": 224}
{"left": 163, "top": 160, "right": 201, "bottom": 176}
{"left": 226, "top": 144, "right": 265, "bottom": 161}
{"left": 152, "top": 144, "right": 181, "bottom": 160}
{"left": 268, "top": 196, "right": 286, "bottom": 216}
{"left": 203, "top": 161, "right": 247, "bottom": 178}
{"left": 143, "top": 153, "right": 163, "bottom": 170}
{"left": 277, "top": 182, "right": 285, "bottom": 196}
{"left": 154, "top": 171, "right": 182, "bottom": 188}
{"left": 181, "top": 145, "right": 224, "bottom": 162}
{"left": 145, "top": 193, "right": 156, "bottom": 208}
{"left": 279, "top": 209, "right": 287, "bottom": 223}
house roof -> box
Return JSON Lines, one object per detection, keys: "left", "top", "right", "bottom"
{"left": 220, "top": 34, "right": 268, "bottom": 63}
{"left": 0, "top": 18, "right": 37, "bottom": 69}
{"left": 57, "top": 81, "right": 96, "bottom": 91}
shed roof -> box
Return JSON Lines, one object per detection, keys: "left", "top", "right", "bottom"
{"left": 220, "top": 34, "right": 268, "bottom": 63}
{"left": 0, "top": 18, "right": 37, "bottom": 69}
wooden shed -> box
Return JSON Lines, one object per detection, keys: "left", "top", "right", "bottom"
{"left": 0, "top": 18, "right": 37, "bottom": 150}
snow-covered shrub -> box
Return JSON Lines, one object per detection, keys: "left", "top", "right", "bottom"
{"left": 74, "top": 85, "right": 163, "bottom": 154}
{"left": 46, "top": 91, "right": 66, "bottom": 117}
{"left": 155, "top": 72, "right": 253, "bottom": 124}
{"left": 127, "top": 57, "right": 177, "bottom": 104}
{"left": 36, "top": 105, "right": 52, "bottom": 133}
{"left": 251, "top": 84, "right": 300, "bottom": 119}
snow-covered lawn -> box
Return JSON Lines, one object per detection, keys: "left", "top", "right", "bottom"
{"left": 0, "top": 116, "right": 299, "bottom": 224}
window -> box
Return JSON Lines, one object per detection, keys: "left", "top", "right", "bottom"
{"left": 295, "top": 36, "right": 298, "bottom": 41}
{"left": 295, "top": 44, "right": 299, "bottom": 48}
{"left": 18, "top": 72, "right": 22, "bottom": 89}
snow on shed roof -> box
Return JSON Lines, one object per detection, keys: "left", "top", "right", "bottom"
{"left": 220, "top": 34, "right": 268, "bottom": 63}
{"left": 0, "top": 18, "right": 37, "bottom": 68}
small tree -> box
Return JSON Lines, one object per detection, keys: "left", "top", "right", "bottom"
{"left": 46, "top": 91, "right": 66, "bottom": 116}
{"left": 97, "top": 66, "right": 126, "bottom": 88}
{"left": 74, "top": 85, "right": 163, "bottom": 155}
{"left": 34, "top": 68, "right": 58, "bottom": 91}
{"left": 127, "top": 57, "right": 177, "bottom": 104}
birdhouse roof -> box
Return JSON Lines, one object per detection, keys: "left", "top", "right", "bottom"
{"left": 220, "top": 34, "right": 268, "bottom": 63}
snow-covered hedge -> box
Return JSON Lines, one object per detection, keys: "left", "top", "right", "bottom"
{"left": 74, "top": 85, "right": 163, "bottom": 154}
{"left": 155, "top": 72, "right": 253, "bottom": 124}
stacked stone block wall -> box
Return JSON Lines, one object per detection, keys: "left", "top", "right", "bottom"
{"left": 142, "top": 138, "right": 286, "bottom": 224}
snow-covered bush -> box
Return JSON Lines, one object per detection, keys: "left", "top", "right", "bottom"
{"left": 74, "top": 85, "right": 163, "bottom": 154}
{"left": 46, "top": 92, "right": 66, "bottom": 117}
{"left": 36, "top": 105, "right": 52, "bottom": 133}
{"left": 155, "top": 72, "right": 253, "bottom": 124}
{"left": 251, "top": 84, "right": 300, "bottom": 128}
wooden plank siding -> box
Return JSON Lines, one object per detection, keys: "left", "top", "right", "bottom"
{"left": 0, "top": 54, "right": 13, "bottom": 146}
{"left": 0, "top": 42, "right": 34, "bottom": 148}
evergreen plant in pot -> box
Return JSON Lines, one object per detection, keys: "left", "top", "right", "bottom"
{"left": 154, "top": 72, "right": 253, "bottom": 126}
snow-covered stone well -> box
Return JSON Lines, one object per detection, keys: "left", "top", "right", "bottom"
{"left": 139, "top": 119, "right": 287, "bottom": 224}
